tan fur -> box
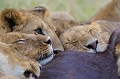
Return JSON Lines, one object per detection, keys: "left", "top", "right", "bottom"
{"left": 90, "top": 0, "right": 120, "bottom": 22}
{"left": 0, "top": 38, "right": 41, "bottom": 79}
{"left": 0, "top": 8, "right": 64, "bottom": 52}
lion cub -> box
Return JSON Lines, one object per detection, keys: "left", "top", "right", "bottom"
{"left": 0, "top": 32, "right": 53, "bottom": 66}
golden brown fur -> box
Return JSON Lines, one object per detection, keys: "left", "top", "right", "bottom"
{"left": 90, "top": 0, "right": 120, "bottom": 22}
{"left": 0, "top": 76, "right": 19, "bottom": 79}
{"left": 0, "top": 8, "right": 64, "bottom": 53}
{"left": 0, "top": 32, "right": 53, "bottom": 66}
{"left": 0, "top": 37, "right": 41, "bottom": 79}
{"left": 32, "top": 6, "right": 81, "bottom": 37}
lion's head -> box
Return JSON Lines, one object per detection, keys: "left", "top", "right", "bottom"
{"left": 59, "top": 22, "right": 108, "bottom": 53}
{"left": 0, "top": 8, "right": 64, "bottom": 54}
{"left": 0, "top": 32, "right": 53, "bottom": 65}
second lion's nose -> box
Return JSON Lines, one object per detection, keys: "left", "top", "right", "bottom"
{"left": 44, "top": 38, "right": 52, "bottom": 45}
{"left": 85, "top": 40, "right": 98, "bottom": 50}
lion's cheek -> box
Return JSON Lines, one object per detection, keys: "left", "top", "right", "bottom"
{"left": 96, "top": 43, "right": 107, "bottom": 52}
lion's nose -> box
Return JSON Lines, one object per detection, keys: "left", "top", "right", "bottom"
{"left": 44, "top": 38, "right": 52, "bottom": 45}
{"left": 85, "top": 40, "right": 98, "bottom": 50}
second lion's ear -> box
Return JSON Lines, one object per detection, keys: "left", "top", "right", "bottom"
{"left": 0, "top": 8, "right": 27, "bottom": 32}
{"left": 90, "top": 22, "right": 102, "bottom": 33}
{"left": 33, "top": 6, "right": 51, "bottom": 18}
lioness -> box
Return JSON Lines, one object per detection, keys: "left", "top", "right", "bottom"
{"left": 0, "top": 32, "right": 53, "bottom": 66}
{"left": 59, "top": 20, "right": 120, "bottom": 53}
{"left": 0, "top": 38, "right": 42, "bottom": 79}
{"left": 0, "top": 8, "right": 64, "bottom": 54}
{"left": 32, "top": 6, "right": 81, "bottom": 37}
{"left": 90, "top": 0, "right": 120, "bottom": 22}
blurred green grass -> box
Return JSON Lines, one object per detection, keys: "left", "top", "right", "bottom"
{"left": 0, "top": 0, "right": 111, "bottom": 21}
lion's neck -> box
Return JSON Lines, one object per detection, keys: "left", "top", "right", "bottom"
{"left": 0, "top": 52, "right": 24, "bottom": 78}
{"left": 0, "top": 43, "right": 29, "bottom": 78}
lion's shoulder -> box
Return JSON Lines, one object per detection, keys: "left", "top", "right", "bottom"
{"left": 90, "top": 0, "right": 120, "bottom": 22}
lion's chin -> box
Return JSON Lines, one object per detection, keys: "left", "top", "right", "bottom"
{"left": 36, "top": 53, "right": 54, "bottom": 66}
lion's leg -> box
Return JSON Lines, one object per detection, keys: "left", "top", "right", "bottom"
{"left": 115, "top": 44, "right": 120, "bottom": 56}
{"left": 115, "top": 44, "right": 120, "bottom": 75}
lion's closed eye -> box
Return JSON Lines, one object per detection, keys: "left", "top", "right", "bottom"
{"left": 14, "top": 39, "right": 26, "bottom": 43}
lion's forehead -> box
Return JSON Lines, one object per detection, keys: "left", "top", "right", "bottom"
{"left": 61, "top": 26, "right": 101, "bottom": 43}
{"left": 22, "top": 13, "right": 55, "bottom": 33}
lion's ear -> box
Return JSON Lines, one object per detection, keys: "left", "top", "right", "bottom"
{"left": 0, "top": 8, "right": 26, "bottom": 31}
{"left": 44, "top": 9, "right": 51, "bottom": 18}
{"left": 33, "top": 6, "right": 51, "bottom": 18}
{"left": 90, "top": 22, "right": 102, "bottom": 32}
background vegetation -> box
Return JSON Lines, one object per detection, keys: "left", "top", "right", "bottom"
{"left": 1, "top": 0, "right": 111, "bottom": 22}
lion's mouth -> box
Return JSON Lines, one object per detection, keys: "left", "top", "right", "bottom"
{"left": 37, "top": 53, "right": 53, "bottom": 60}
{"left": 36, "top": 53, "right": 54, "bottom": 66}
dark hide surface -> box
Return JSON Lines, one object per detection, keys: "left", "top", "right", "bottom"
{"left": 38, "top": 29, "right": 120, "bottom": 79}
